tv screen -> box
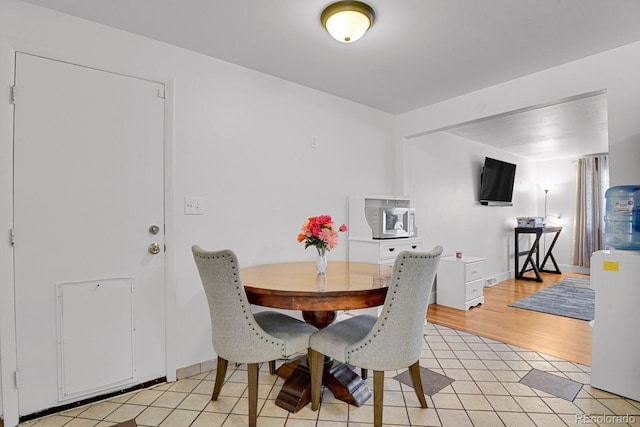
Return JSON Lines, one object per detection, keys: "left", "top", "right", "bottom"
{"left": 480, "top": 157, "right": 516, "bottom": 205}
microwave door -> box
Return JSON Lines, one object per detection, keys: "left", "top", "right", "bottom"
{"left": 383, "top": 211, "right": 397, "bottom": 235}
{"left": 384, "top": 209, "right": 408, "bottom": 237}
{"left": 396, "top": 210, "right": 408, "bottom": 236}
{"left": 381, "top": 211, "right": 390, "bottom": 236}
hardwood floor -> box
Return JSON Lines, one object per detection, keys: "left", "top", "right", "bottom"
{"left": 427, "top": 271, "right": 592, "bottom": 366}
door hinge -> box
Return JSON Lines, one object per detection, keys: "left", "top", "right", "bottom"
{"left": 14, "top": 370, "right": 20, "bottom": 389}
{"left": 10, "top": 227, "right": 16, "bottom": 247}
{"left": 157, "top": 89, "right": 166, "bottom": 99}
{"left": 10, "top": 85, "right": 16, "bottom": 104}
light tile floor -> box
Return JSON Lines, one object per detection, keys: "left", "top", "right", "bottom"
{"left": 19, "top": 323, "right": 640, "bottom": 426}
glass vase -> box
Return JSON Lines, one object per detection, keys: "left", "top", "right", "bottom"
{"left": 316, "top": 246, "right": 328, "bottom": 275}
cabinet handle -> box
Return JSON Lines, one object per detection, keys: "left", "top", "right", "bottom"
{"left": 388, "top": 248, "right": 395, "bottom": 252}
{"left": 411, "top": 245, "right": 417, "bottom": 249}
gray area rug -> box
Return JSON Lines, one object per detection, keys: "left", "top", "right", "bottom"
{"left": 520, "top": 368, "right": 583, "bottom": 401}
{"left": 509, "top": 277, "right": 594, "bottom": 321}
{"left": 393, "top": 366, "right": 454, "bottom": 396}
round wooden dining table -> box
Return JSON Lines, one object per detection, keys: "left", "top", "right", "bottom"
{"left": 241, "top": 260, "right": 393, "bottom": 412}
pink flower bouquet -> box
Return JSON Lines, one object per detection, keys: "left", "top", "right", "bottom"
{"left": 297, "top": 215, "right": 348, "bottom": 251}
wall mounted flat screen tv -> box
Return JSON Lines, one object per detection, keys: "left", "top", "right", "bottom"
{"left": 480, "top": 157, "right": 516, "bottom": 205}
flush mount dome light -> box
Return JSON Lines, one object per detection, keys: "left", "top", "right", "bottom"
{"left": 321, "top": 1, "right": 376, "bottom": 43}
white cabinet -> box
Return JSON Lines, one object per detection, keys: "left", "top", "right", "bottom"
{"left": 437, "top": 256, "right": 485, "bottom": 310}
{"left": 591, "top": 250, "right": 640, "bottom": 401}
{"left": 347, "top": 237, "right": 427, "bottom": 316}
{"left": 349, "top": 237, "right": 425, "bottom": 265}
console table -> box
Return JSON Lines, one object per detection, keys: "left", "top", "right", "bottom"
{"left": 514, "top": 226, "right": 562, "bottom": 282}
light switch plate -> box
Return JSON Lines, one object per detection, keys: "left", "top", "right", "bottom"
{"left": 184, "top": 196, "right": 204, "bottom": 215}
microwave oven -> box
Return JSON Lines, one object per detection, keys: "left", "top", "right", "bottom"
{"left": 365, "top": 207, "right": 417, "bottom": 239}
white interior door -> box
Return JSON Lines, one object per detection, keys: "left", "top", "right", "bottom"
{"left": 13, "top": 53, "right": 166, "bottom": 416}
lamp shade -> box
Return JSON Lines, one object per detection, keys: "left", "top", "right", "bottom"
{"left": 321, "top": 1, "right": 375, "bottom": 43}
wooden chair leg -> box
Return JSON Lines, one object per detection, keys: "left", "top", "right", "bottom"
{"left": 409, "top": 361, "right": 428, "bottom": 408}
{"left": 373, "top": 370, "right": 384, "bottom": 427}
{"left": 309, "top": 348, "right": 324, "bottom": 411}
{"left": 248, "top": 363, "right": 259, "bottom": 427}
{"left": 212, "top": 357, "right": 228, "bottom": 400}
{"left": 268, "top": 360, "right": 276, "bottom": 375}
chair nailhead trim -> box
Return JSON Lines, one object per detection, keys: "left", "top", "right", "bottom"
{"left": 346, "top": 250, "right": 441, "bottom": 361}
{"left": 196, "top": 249, "right": 321, "bottom": 359}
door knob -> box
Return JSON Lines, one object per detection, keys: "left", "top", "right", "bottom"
{"left": 148, "top": 243, "right": 161, "bottom": 255}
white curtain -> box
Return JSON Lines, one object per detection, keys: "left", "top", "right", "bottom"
{"left": 571, "top": 155, "right": 609, "bottom": 268}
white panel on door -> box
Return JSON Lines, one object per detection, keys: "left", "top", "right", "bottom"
{"left": 56, "top": 278, "right": 135, "bottom": 400}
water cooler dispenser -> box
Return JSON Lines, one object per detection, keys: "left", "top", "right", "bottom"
{"left": 590, "top": 185, "right": 640, "bottom": 401}
{"left": 603, "top": 185, "right": 640, "bottom": 249}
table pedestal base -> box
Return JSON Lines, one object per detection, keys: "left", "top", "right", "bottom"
{"left": 273, "top": 309, "right": 373, "bottom": 412}
{"left": 275, "top": 362, "right": 312, "bottom": 413}
{"left": 323, "top": 361, "right": 372, "bottom": 405}
{"left": 275, "top": 358, "right": 372, "bottom": 413}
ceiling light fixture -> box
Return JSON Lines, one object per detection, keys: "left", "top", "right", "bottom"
{"left": 321, "top": 1, "right": 375, "bottom": 43}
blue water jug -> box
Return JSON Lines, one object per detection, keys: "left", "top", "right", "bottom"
{"left": 603, "top": 185, "right": 640, "bottom": 250}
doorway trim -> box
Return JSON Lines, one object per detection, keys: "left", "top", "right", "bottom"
{"left": 0, "top": 40, "right": 176, "bottom": 427}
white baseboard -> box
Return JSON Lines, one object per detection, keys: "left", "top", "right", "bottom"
{"left": 558, "top": 264, "right": 590, "bottom": 275}
{"left": 488, "top": 271, "right": 512, "bottom": 286}
{"left": 488, "top": 265, "right": 590, "bottom": 286}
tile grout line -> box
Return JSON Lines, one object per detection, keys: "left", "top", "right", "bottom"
{"left": 19, "top": 323, "right": 640, "bottom": 427}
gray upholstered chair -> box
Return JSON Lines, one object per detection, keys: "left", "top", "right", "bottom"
{"left": 308, "top": 247, "right": 443, "bottom": 427}
{"left": 192, "top": 246, "right": 317, "bottom": 427}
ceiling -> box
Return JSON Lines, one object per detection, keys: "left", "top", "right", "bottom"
{"left": 444, "top": 91, "right": 609, "bottom": 161}
{"left": 20, "top": 0, "right": 640, "bottom": 160}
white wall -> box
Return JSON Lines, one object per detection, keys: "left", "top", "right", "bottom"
{"left": 405, "top": 130, "right": 584, "bottom": 281}
{"left": 0, "top": 1, "right": 395, "bottom": 422}
{"left": 171, "top": 59, "right": 395, "bottom": 365}
{"left": 406, "top": 132, "right": 538, "bottom": 282}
